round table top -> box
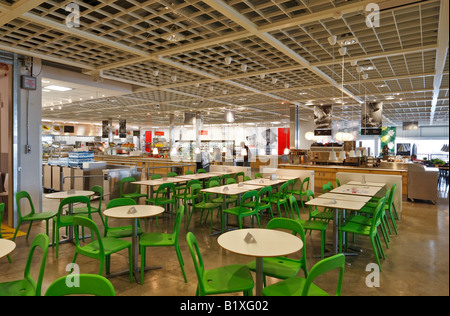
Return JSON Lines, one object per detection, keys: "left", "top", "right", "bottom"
{"left": 218, "top": 228, "right": 303, "bottom": 258}
{"left": 0, "top": 239, "right": 16, "bottom": 258}
{"left": 45, "top": 190, "right": 95, "bottom": 199}
{"left": 103, "top": 205, "right": 165, "bottom": 219}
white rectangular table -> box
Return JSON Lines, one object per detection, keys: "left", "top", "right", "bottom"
{"left": 320, "top": 192, "right": 372, "bottom": 203}
{"left": 331, "top": 184, "right": 383, "bottom": 197}
{"left": 242, "top": 178, "right": 288, "bottom": 187}
{"left": 347, "top": 181, "right": 386, "bottom": 187}
{"left": 305, "top": 197, "right": 366, "bottom": 256}
{"left": 133, "top": 177, "right": 187, "bottom": 199}
{"left": 201, "top": 183, "right": 262, "bottom": 235}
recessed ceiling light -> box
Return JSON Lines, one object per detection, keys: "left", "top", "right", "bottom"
{"left": 44, "top": 85, "right": 73, "bottom": 92}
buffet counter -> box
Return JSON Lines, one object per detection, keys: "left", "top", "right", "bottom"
{"left": 277, "top": 163, "right": 409, "bottom": 195}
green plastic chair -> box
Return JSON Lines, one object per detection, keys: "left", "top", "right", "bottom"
{"left": 174, "top": 179, "right": 200, "bottom": 209}
{"left": 140, "top": 206, "right": 187, "bottom": 284}
{"left": 261, "top": 182, "right": 290, "bottom": 218}
{"left": 197, "top": 169, "right": 206, "bottom": 174}
{"left": 243, "top": 175, "right": 251, "bottom": 181}
{"left": 220, "top": 174, "right": 230, "bottom": 185}
{"left": 14, "top": 190, "right": 57, "bottom": 241}
{"left": 72, "top": 185, "right": 105, "bottom": 227}
{"left": 44, "top": 274, "right": 115, "bottom": 296}
{"left": 189, "top": 181, "right": 222, "bottom": 233}
{"left": 336, "top": 178, "right": 341, "bottom": 187}
{"left": 0, "top": 203, "right": 12, "bottom": 263}
{"left": 243, "top": 186, "right": 274, "bottom": 219}
{"left": 285, "top": 178, "right": 296, "bottom": 195}
{"left": 119, "top": 176, "right": 147, "bottom": 202}
{"left": 104, "top": 198, "right": 144, "bottom": 238}
{"left": 167, "top": 172, "right": 178, "bottom": 177}
{"left": 346, "top": 191, "right": 391, "bottom": 249}
{"left": 53, "top": 195, "right": 92, "bottom": 258}
{"left": 289, "top": 195, "right": 328, "bottom": 258}
{"left": 185, "top": 170, "right": 194, "bottom": 175}
{"left": 184, "top": 183, "right": 204, "bottom": 230}
{"left": 71, "top": 216, "right": 133, "bottom": 282}
{"left": 222, "top": 190, "right": 260, "bottom": 233}
{"left": 216, "top": 178, "right": 238, "bottom": 207}
{"left": 339, "top": 197, "right": 387, "bottom": 271}
{"left": 186, "top": 232, "right": 254, "bottom": 296}
{"left": 262, "top": 253, "right": 345, "bottom": 296}
{"left": 255, "top": 173, "right": 263, "bottom": 179}
{"left": 364, "top": 184, "right": 398, "bottom": 235}
{"left": 151, "top": 174, "right": 162, "bottom": 180}
{"left": 247, "top": 218, "right": 307, "bottom": 284}
{"left": 146, "top": 182, "right": 176, "bottom": 215}
{"left": 322, "top": 182, "right": 333, "bottom": 193}
{"left": 291, "top": 177, "right": 310, "bottom": 213}
{"left": 0, "top": 233, "right": 49, "bottom": 296}
{"left": 305, "top": 190, "right": 334, "bottom": 223}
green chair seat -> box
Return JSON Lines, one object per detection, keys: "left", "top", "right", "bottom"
{"left": 104, "top": 198, "right": 144, "bottom": 238}
{"left": 121, "top": 192, "right": 147, "bottom": 200}
{"left": 201, "top": 264, "right": 254, "bottom": 295}
{"left": 187, "top": 232, "right": 254, "bottom": 296}
{"left": 22, "top": 211, "right": 58, "bottom": 221}
{"left": 263, "top": 276, "right": 329, "bottom": 296}
{"left": 247, "top": 255, "right": 304, "bottom": 280}
{"left": 106, "top": 226, "right": 144, "bottom": 239}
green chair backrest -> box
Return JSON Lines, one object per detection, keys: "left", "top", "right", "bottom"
{"left": 278, "top": 182, "right": 289, "bottom": 198}
{"left": 208, "top": 180, "right": 220, "bottom": 188}
{"left": 241, "top": 190, "right": 258, "bottom": 207}
{"left": 387, "top": 183, "right": 396, "bottom": 207}
{"left": 151, "top": 174, "right": 162, "bottom": 180}
{"left": 243, "top": 176, "right": 251, "bottom": 182}
{"left": 155, "top": 183, "right": 176, "bottom": 202}
{"left": 305, "top": 190, "right": 318, "bottom": 216}
{"left": 370, "top": 196, "right": 387, "bottom": 234}
{"left": 167, "top": 172, "right": 178, "bottom": 177}
{"left": 266, "top": 217, "right": 306, "bottom": 265}
{"left": 258, "top": 186, "right": 272, "bottom": 202}
{"left": 119, "top": 177, "right": 139, "bottom": 195}
{"left": 106, "top": 198, "right": 136, "bottom": 209}
{"left": 171, "top": 206, "right": 185, "bottom": 239}
{"left": 73, "top": 216, "right": 105, "bottom": 257}
{"left": 186, "top": 232, "right": 206, "bottom": 295}
{"left": 185, "top": 170, "right": 194, "bottom": 175}
{"left": 301, "top": 253, "right": 345, "bottom": 296}
{"left": 23, "top": 233, "right": 50, "bottom": 296}
{"left": 301, "top": 177, "right": 310, "bottom": 192}
{"left": 16, "top": 190, "right": 36, "bottom": 219}
{"left": 226, "top": 178, "right": 236, "bottom": 185}
{"left": 322, "top": 183, "right": 333, "bottom": 193}
{"left": 90, "top": 185, "right": 103, "bottom": 212}
{"left": 197, "top": 169, "right": 206, "bottom": 174}
{"left": 288, "top": 194, "right": 301, "bottom": 220}
{"left": 44, "top": 274, "right": 115, "bottom": 296}
{"left": 207, "top": 177, "right": 220, "bottom": 186}
{"left": 57, "top": 196, "right": 91, "bottom": 220}
{"left": 255, "top": 173, "right": 263, "bottom": 179}
{"left": 336, "top": 178, "right": 341, "bottom": 187}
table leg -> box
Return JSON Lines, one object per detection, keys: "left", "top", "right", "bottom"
{"left": 255, "top": 257, "right": 264, "bottom": 296}
{"left": 131, "top": 218, "right": 138, "bottom": 281}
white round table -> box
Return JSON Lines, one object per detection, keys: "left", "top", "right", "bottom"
{"left": 0, "top": 239, "right": 16, "bottom": 259}
{"left": 218, "top": 228, "right": 303, "bottom": 296}
{"left": 103, "top": 205, "right": 164, "bottom": 283}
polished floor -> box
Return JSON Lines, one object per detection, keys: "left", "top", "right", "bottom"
{"left": 1, "top": 186, "right": 448, "bottom": 296}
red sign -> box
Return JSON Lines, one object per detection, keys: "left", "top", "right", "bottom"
{"left": 155, "top": 131, "right": 164, "bottom": 136}
{"left": 199, "top": 130, "right": 208, "bottom": 135}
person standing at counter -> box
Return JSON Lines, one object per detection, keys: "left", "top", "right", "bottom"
{"left": 241, "top": 141, "right": 250, "bottom": 167}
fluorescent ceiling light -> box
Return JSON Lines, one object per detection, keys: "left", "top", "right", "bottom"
{"left": 44, "top": 85, "right": 73, "bottom": 92}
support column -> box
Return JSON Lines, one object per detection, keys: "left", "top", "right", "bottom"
{"left": 290, "top": 105, "right": 300, "bottom": 149}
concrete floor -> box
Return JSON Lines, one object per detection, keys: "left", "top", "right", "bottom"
{"left": 1, "top": 186, "right": 448, "bottom": 296}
